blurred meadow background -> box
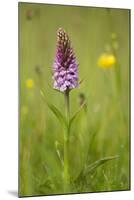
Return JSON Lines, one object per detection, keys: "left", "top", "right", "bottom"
{"left": 19, "top": 2, "right": 130, "bottom": 197}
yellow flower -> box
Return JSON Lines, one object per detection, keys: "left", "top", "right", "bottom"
{"left": 97, "top": 53, "right": 116, "bottom": 69}
{"left": 26, "top": 79, "right": 34, "bottom": 89}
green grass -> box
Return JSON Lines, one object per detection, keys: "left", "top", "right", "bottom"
{"left": 19, "top": 2, "right": 130, "bottom": 197}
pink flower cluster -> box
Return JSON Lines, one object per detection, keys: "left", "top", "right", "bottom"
{"left": 53, "top": 28, "right": 79, "bottom": 92}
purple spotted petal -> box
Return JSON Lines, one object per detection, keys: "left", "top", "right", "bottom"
{"left": 52, "top": 28, "right": 79, "bottom": 92}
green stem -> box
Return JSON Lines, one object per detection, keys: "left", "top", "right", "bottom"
{"left": 64, "top": 89, "right": 70, "bottom": 192}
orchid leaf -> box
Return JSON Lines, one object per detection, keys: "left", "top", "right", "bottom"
{"left": 83, "top": 155, "right": 119, "bottom": 176}
{"left": 74, "top": 155, "right": 119, "bottom": 184}
{"left": 40, "top": 90, "right": 67, "bottom": 128}
{"left": 69, "top": 102, "right": 86, "bottom": 129}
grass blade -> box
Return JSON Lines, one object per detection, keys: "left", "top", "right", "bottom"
{"left": 55, "top": 141, "right": 64, "bottom": 167}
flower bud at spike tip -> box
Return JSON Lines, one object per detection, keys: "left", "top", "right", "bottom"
{"left": 53, "top": 28, "right": 79, "bottom": 92}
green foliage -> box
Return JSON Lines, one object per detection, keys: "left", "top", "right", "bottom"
{"left": 40, "top": 90, "right": 68, "bottom": 128}
{"left": 69, "top": 102, "right": 87, "bottom": 130}
{"left": 83, "top": 156, "right": 119, "bottom": 176}
{"left": 19, "top": 2, "right": 130, "bottom": 197}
